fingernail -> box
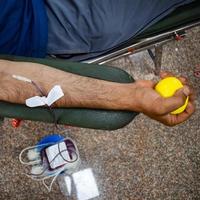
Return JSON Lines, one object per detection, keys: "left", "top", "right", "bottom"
{"left": 183, "top": 86, "right": 190, "bottom": 96}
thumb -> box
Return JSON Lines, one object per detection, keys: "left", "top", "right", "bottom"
{"left": 157, "top": 86, "right": 190, "bottom": 115}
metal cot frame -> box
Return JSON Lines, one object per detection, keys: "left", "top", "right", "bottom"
{"left": 87, "top": 21, "right": 200, "bottom": 75}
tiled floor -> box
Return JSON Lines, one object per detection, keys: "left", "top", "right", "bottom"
{"left": 0, "top": 27, "right": 200, "bottom": 200}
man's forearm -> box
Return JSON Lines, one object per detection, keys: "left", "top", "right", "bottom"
{"left": 0, "top": 59, "right": 139, "bottom": 111}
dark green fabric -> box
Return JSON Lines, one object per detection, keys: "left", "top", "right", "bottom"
{"left": 0, "top": 55, "right": 138, "bottom": 130}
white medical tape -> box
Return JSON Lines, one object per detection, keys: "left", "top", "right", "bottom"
{"left": 26, "top": 85, "right": 64, "bottom": 107}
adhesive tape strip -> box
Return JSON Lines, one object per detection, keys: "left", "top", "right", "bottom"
{"left": 26, "top": 85, "right": 64, "bottom": 107}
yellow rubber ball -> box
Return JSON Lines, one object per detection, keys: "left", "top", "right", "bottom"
{"left": 155, "top": 77, "right": 189, "bottom": 114}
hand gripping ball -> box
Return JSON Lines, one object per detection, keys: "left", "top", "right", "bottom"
{"left": 155, "top": 77, "right": 189, "bottom": 114}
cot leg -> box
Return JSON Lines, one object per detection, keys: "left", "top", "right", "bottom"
{"left": 0, "top": 116, "right": 4, "bottom": 126}
{"left": 154, "top": 45, "right": 163, "bottom": 76}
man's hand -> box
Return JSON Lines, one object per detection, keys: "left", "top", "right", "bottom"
{"left": 134, "top": 71, "right": 195, "bottom": 126}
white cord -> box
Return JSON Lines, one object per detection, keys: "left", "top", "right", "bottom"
{"left": 42, "top": 169, "right": 64, "bottom": 192}
{"left": 19, "top": 142, "right": 56, "bottom": 165}
{"left": 24, "top": 167, "right": 65, "bottom": 192}
{"left": 24, "top": 169, "right": 60, "bottom": 180}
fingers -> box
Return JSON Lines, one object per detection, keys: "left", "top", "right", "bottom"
{"left": 155, "top": 86, "right": 190, "bottom": 115}
{"left": 177, "top": 76, "right": 188, "bottom": 85}
{"left": 159, "top": 71, "right": 196, "bottom": 100}
{"left": 174, "top": 102, "right": 195, "bottom": 123}
{"left": 176, "top": 76, "right": 196, "bottom": 102}
{"left": 160, "top": 71, "right": 188, "bottom": 85}
{"left": 152, "top": 101, "right": 195, "bottom": 126}
{"left": 188, "top": 87, "right": 196, "bottom": 102}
